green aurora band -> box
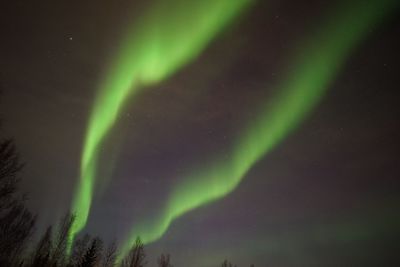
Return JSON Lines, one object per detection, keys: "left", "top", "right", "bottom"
{"left": 119, "top": 0, "right": 397, "bottom": 257}
{"left": 71, "top": 0, "right": 253, "bottom": 240}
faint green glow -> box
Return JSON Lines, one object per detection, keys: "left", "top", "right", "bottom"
{"left": 71, "top": 0, "right": 252, "bottom": 241}
{"left": 120, "top": 0, "right": 396, "bottom": 257}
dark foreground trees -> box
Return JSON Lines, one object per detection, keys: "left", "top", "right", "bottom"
{"left": 0, "top": 132, "right": 247, "bottom": 267}
{"left": 121, "top": 237, "right": 146, "bottom": 267}
{"left": 0, "top": 138, "right": 36, "bottom": 266}
{"left": 0, "top": 134, "right": 161, "bottom": 267}
{"left": 0, "top": 134, "right": 158, "bottom": 267}
{"left": 158, "top": 254, "right": 172, "bottom": 267}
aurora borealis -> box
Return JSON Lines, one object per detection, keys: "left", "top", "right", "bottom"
{"left": 117, "top": 0, "right": 398, "bottom": 256}
{"left": 71, "top": 0, "right": 252, "bottom": 242}
{"left": 1, "top": 0, "right": 400, "bottom": 266}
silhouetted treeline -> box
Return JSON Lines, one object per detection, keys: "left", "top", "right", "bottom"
{"left": 0, "top": 132, "right": 249, "bottom": 267}
{"left": 0, "top": 138, "right": 36, "bottom": 266}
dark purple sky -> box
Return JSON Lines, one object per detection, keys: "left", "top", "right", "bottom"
{"left": 1, "top": 0, "right": 400, "bottom": 266}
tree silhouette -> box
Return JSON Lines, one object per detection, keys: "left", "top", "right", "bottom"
{"left": 79, "top": 237, "right": 103, "bottom": 267}
{"left": 70, "top": 234, "right": 91, "bottom": 267}
{"left": 121, "top": 237, "right": 146, "bottom": 267}
{"left": 157, "top": 254, "right": 172, "bottom": 267}
{"left": 0, "top": 138, "right": 36, "bottom": 266}
{"left": 221, "top": 259, "right": 236, "bottom": 267}
{"left": 31, "top": 226, "right": 53, "bottom": 267}
{"left": 51, "top": 212, "right": 75, "bottom": 266}
{"left": 102, "top": 241, "right": 118, "bottom": 267}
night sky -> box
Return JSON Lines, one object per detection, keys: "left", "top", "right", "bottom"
{"left": 1, "top": 0, "right": 400, "bottom": 266}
